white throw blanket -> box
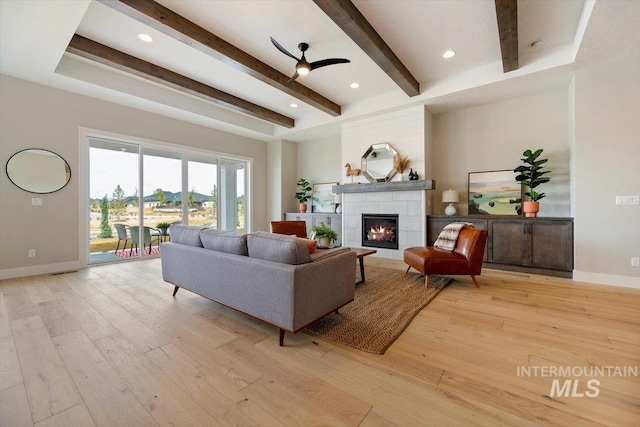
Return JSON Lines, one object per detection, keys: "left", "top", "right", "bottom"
{"left": 433, "top": 222, "right": 474, "bottom": 251}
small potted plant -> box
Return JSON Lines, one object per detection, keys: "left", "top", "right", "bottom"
{"left": 514, "top": 148, "right": 551, "bottom": 217}
{"left": 310, "top": 221, "right": 339, "bottom": 248}
{"left": 295, "top": 178, "right": 312, "bottom": 213}
{"left": 156, "top": 221, "right": 172, "bottom": 236}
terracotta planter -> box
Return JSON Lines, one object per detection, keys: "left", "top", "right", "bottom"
{"left": 299, "top": 203, "right": 308, "bottom": 213}
{"left": 523, "top": 201, "right": 540, "bottom": 218}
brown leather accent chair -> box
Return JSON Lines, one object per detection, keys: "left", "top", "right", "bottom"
{"left": 270, "top": 220, "right": 308, "bottom": 238}
{"left": 404, "top": 228, "right": 488, "bottom": 287}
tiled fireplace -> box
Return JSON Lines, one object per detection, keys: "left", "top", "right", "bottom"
{"left": 335, "top": 181, "right": 434, "bottom": 260}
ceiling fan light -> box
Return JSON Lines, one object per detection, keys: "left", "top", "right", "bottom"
{"left": 296, "top": 64, "right": 310, "bottom": 75}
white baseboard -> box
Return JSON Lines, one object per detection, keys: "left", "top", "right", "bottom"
{"left": 0, "top": 261, "right": 83, "bottom": 280}
{"left": 573, "top": 270, "right": 640, "bottom": 289}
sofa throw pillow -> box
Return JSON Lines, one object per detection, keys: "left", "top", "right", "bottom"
{"left": 247, "top": 231, "right": 311, "bottom": 265}
{"left": 200, "top": 229, "right": 248, "bottom": 256}
{"left": 169, "top": 224, "right": 206, "bottom": 247}
{"left": 300, "top": 238, "right": 317, "bottom": 254}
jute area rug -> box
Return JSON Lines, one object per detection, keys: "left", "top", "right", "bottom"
{"left": 306, "top": 266, "right": 453, "bottom": 354}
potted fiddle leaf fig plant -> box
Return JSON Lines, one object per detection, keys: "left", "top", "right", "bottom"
{"left": 295, "top": 178, "right": 312, "bottom": 213}
{"left": 514, "top": 148, "right": 551, "bottom": 217}
{"left": 310, "top": 221, "right": 338, "bottom": 248}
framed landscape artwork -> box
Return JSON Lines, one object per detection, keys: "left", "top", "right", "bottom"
{"left": 468, "top": 170, "right": 522, "bottom": 215}
{"left": 312, "top": 182, "right": 338, "bottom": 213}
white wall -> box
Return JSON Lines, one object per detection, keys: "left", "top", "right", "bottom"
{"left": 296, "top": 135, "right": 342, "bottom": 185}
{"left": 433, "top": 89, "right": 570, "bottom": 217}
{"left": 267, "top": 140, "right": 298, "bottom": 222}
{"left": 573, "top": 55, "right": 640, "bottom": 287}
{"left": 0, "top": 75, "right": 268, "bottom": 277}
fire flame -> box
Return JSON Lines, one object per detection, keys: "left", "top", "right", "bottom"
{"left": 367, "top": 225, "right": 395, "bottom": 242}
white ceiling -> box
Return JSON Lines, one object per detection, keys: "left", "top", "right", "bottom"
{"left": 1, "top": 0, "right": 639, "bottom": 143}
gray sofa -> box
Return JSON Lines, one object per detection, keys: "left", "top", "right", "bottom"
{"left": 160, "top": 225, "right": 356, "bottom": 345}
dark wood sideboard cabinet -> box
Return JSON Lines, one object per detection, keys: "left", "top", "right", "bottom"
{"left": 427, "top": 215, "right": 574, "bottom": 277}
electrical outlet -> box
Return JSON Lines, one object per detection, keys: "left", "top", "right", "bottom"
{"left": 632, "top": 257, "right": 640, "bottom": 267}
{"left": 28, "top": 249, "right": 36, "bottom": 257}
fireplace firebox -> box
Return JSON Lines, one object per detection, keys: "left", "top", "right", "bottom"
{"left": 362, "top": 214, "right": 399, "bottom": 250}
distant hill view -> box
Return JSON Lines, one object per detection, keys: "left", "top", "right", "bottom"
{"left": 91, "top": 191, "right": 213, "bottom": 205}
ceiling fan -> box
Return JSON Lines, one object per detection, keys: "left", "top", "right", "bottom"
{"left": 270, "top": 37, "right": 350, "bottom": 83}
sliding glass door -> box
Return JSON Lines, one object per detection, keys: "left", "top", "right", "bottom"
{"left": 141, "top": 148, "right": 182, "bottom": 256}
{"left": 89, "top": 140, "right": 140, "bottom": 263}
{"left": 188, "top": 156, "right": 218, "bottom": 228}
{"left": 88, "top": 137, "right": 249, "bottom": 264}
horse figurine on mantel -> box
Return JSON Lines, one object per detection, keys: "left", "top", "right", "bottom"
{"left": 345, "top": 163, "right": 361, "bottom": 177}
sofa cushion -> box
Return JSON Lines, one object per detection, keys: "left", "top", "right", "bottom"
{"left": 169, "top": 225, "right": 205, "bottom": 247}
{"left": 309, "top": 247, "right": 350, "bottom": 262}
{"left": 200, "top": 229, "right": 248, "bottom": 256}
{"left": 247, "top": 231, "right": 311, "bottom": 265}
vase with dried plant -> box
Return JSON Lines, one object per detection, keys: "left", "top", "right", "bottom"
{"left": 394, "top": 155, "right": 410, "bottom": 181}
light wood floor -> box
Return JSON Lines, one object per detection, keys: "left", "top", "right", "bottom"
{"left": 1, "top": 258, "right": 639, "bottom": 426}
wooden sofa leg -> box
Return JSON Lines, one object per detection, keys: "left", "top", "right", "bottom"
{"left": 172, "top": 286, "right": 180, "bottom": 296}
{"left": 279, "top": 329, "right": 285, "bottom": 347}
{"left": 470, "top": 275, "right": 480, "bottom": 288}
{"left": 425, "top": 275, "right": 431, "bottom": 288}
{"left": 405, "top": 265, "right": 411, "bottom": 274}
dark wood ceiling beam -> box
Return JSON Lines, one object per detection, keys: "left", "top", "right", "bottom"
{"left": 66, "top": 35, "right": 294, "bottom": 128}
{"left": 97, "top": 0, "right": 342, "bottom": 116}
{"left": 495, "top": 0, "right": 519, "bottom": 72}
{"left": 313, "top": 0, "right": 419, "bottom": 97}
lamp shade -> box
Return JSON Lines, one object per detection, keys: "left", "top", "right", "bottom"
{"left": 442, "top": 189, "right": 459, "bottom": 203}
{"left": 334, "top": 193, "right": 342, "bottom": 203}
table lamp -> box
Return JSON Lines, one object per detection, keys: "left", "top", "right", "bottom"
{"left": 335, "top": 193, "right": 342, "bottom": 214}
{"left": 442, "top": 189, "right": 459, "bottom": 216}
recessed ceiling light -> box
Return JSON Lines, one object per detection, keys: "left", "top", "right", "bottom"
{"left": 442, "top": 50, "right": 456, "bottom": 59}
{"left": 350, "top": 82, "right": 360, "bottom": 89}
{"left": 290, "top": 103, "right": 298, "bottom": 108}
{"left": 138, "top": 33, "right": 153, "bottom": 43}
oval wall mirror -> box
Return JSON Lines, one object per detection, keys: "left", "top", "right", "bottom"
{"left": 6, "top": 149, "right": 71, "bottom": 194}
{"left": 361, "top": 143, "right": 398, "bottom": 182}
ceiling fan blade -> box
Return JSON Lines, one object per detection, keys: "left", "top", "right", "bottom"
{"left": 310, "top": 58, "right": 351, "bottom": 71}
{"left": 270, "top": 37, "right": 300, "bottom": 61}
{"left": 287, "top": 71, "right": 299, "bottom": 83}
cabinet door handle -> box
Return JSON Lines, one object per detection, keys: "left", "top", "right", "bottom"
{"left": 327, "top": 217, "right": 331, "bottom": 226}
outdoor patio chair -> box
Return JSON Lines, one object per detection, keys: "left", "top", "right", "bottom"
{"left": 129, "top": 226, "right": 160, "bottom": 255}
{"left": 113, "top": 223, "right": 130, "bottom": 253}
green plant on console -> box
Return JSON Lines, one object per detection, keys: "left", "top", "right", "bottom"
{"left": 295, "top": 178, "right": 312, "bottom": 203}
{"left": 514, "top": 148, "right": 551, "bottom": 201}
{"left": 310, "top": 221, "right": 338, "bottom": 244}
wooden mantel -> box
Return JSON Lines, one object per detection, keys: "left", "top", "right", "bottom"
{"left": 333, "top": 180, "right": 435, "bottom": 194}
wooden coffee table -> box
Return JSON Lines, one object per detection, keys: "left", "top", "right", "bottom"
{"left": 351, "top": 248, "right": 377, "bottom": 285}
